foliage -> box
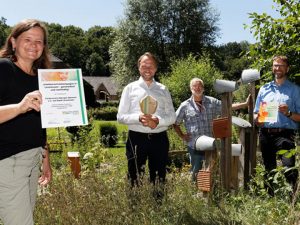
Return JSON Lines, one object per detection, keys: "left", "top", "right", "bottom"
{"left": 109, "top": 32, "right": 136, "bottom": 88}
{"left": 35, "top": 123, "right": 300, "bottom": 225}
{"left": 85, "top": 26, "right": 115, "bottom": 75}
{"left": 232, "top": 82, "right": 251, "bottom": 119}
{"left": 99, "top": 122, "right": 118, "bottom": 147}
{"left": 161, "top": 54, "right": 223, "bottom": 108}
{"left": 0, "top": 19, "right": 115, "bottom": 77}
{"left": 85, "top": 52, "right": 105, "bottom": 76}
{"left": 46, "top": 23, "right": 114, "bottom": 76}
{"left": 0, "top": 17, "right": 9, "bottom": 47}
{"left": 47, "top": 122, "right": 113, "bottom": 172}
{"left": 99, "top": 101, "right": 119, "bottom": 108}
{"left": 34, "top": 170, "right": 206, "bottom": 225}
{"left": 47, "top": 24, "right": 86, "bottom": 71}
{"left": 247, "top": 0, "right": 300, "bottom": 84}
{"left": 211, "top": 41, "right": 253, "bottom": 81}
{"left": 248, "top": 164, "right": 293, "bottom": 198}
{"left": 89, "top": 106, "right": 118, "bottom": 121}
{"left": 110, "top": 0, "right": 220, "bottom": 87}
{"left": 80, "top": 142, "right": 111, "bottom": 172}
{"left": 94, "top": 120, "right": 128, "bottom": 146}
{"left": 65, "top": 121, "right": 93, "bottom": 144}
{"left": 168, "top": 126, "right": 186, "bottom": 151}
{"left": 233, "top": 82, "right": 251, "bottom": 104}
{"left": 167, "top": 127, "right": 190, "bottom": 170}
{"left": 34, "top": 146, "right": 300, "bottom": 225}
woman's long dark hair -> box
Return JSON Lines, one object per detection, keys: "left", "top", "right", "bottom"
{"left": 0, "top": 19, "right": 52, "bottom": 74}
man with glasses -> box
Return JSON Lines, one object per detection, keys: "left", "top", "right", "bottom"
{"left": 254, "top": 55, "right": 300, "bottom": 195}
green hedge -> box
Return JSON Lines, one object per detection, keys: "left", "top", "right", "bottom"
{"left": 89, "top": 106, "right": 118, "bottom": 120}
{"left": 99, "top": 122, "right": 118, "bottom": 147}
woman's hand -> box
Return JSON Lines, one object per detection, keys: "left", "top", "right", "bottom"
{"left": 38, "top": 148, "right": 52, "bottom": 186}
{"left": 18, "top": 90, "right": 42, "bottom": 113}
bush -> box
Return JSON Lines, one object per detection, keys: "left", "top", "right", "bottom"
{"left": 99, "top": 101, "right": 119, "bottom": 107}
{"left": 37, "top": 127, "right": 300, "bottom": 225}
{"left": 168, "top": 126, "right": 186, "bottom": 151}
{"left": 89, "top": 106, "right": 118, "bottom": 120}
{"left": 161, "top": 54, "right": 223, "bottom": 108}
{"left": 65, "top": 124, "right": 93, "bottom": 144}
{"left": 99, "top": 122, "right": 118, "bottom": 147}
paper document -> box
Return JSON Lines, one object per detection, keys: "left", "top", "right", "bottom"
{"left": 38, "top": 69, "right": 88, "bottom": 128}
{"left": 258, "top": 101, "right": 278, "bottom": 123}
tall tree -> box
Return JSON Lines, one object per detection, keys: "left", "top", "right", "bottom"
{"left": 212, "top": 41, "right": 252, "bottom": 81}
{"left": 47, "top": 23, "right": 114, "bottom": 76}
{"left": 47, "top": 24, "right": 86, "bottom": 73}
{"left": 247, "top": 0, "right": 300, "bottom": 84}
{"left": 85, "top": 26, "right": 115, "bottom": 75}
{"left": 85, "top": 52, "right": 105, "bottom": 76}
{"left": 0, "top": 17, "right": 9, "bottom": 47}
{"left": 161, "top": 54, "right": 223, "bottom": 108}
{"left": 110, "top": 0, "right": 220, "bottom": 87}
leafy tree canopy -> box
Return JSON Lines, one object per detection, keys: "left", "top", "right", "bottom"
{"left": 110, "top": 0, "right": 220, "bottom": 87}
{"left": 85, "top": 52, "right": 105, "bottom": 76}
{"left": 46, "top": 23, "right": 114, "bottom": 76}
{"left": 0, "top": 17, "right": 10, "bottom": 47}
{"left": 211, "top": 41, "right": 252, "bottom": 81}
{"left": 47, "top": 23, "right": 86, "bottom": 70}
{"left": 247, "top": 0, "right": 300, "bottom": 84}
{"left": 86, "top": 26, "right": 115, "bottom": 75}
{"left": 161, "top": 54, "right": 223, "bottom": 108}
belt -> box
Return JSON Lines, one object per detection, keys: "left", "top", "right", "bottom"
{"left": 261, "top": 128, "right": 294, "bottom": 133}
{"left": 129, "top": 130, "right": 166, "bottom": 139}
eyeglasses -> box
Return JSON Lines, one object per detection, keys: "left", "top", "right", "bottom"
{"left": 273, "top": 64, "right": 287, "bottom": 68}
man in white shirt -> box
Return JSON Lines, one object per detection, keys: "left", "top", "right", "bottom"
{"left": 117, "top": 52, "right": 176, "bottom": 189}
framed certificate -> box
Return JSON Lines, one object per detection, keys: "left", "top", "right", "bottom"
{"left": 38, "top": 69, "right": 88, "bottom": 128}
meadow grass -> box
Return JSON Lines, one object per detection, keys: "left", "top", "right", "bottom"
{"left": 33, "top": 123, "right": 300, "bottom": 225}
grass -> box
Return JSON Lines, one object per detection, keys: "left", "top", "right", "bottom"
{"left": 34, "top": 162, "right": 300, "bottom": 225}
{"left": 32, "top": 123, "right": 300, "bottom": 225}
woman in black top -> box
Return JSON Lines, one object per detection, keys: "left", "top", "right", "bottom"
{"left": 0, "top": 19, "right": 52, "bottom": 225}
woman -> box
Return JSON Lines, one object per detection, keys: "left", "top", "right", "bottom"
{"left": 0, "top": 19, "right": 52, "bottom": 225}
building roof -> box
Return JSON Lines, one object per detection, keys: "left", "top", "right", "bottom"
{"left": 50, "top": 54, "right": 70, "bottom": 69}
{"left": 50, "top": 54, "right": 63, "bottom": 62}
{"left": 83, "top": 76, "right": 118, "bottom": 96}
{"left": 49, "top": 55, "right": 118, "bottom": 96}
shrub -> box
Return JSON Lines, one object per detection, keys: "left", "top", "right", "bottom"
{"left": 161, "top": 54, "right": 223, "bottom": 108}
{"left": 99, "top": 122, "right": 118, "bottom": 147}
{"left": 37, "top": 128, "right": 300, "bottom": 225}
{"left": 99, "top": 101, "right": 119, "bottom": 107}
{"left": 168, "top": 126, "right": 186, "bottom": 151}
{"left": 89, "top": 106, "right": 118, "bottom": 120}
{"left": 65, "top": 123, "right": 93, "bottom": 144}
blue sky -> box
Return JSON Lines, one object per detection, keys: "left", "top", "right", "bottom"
{"left": 1, "top": 0, "right": 279, "bottom": 45}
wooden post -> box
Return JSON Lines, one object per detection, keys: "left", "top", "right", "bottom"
{"left": 220, "top": 93, "right": 232, "bottom": 190}
{"left": 231, "top": 156, "right": 239, "bottom": 189}
{"left": 249, "top": 82, "right": 258, "bottom": 176}
{"left": 67, "top": 152, "right": 81, "bottom": 179}
{"left": 238, "top": 127, "right": 251, "bottom": 189}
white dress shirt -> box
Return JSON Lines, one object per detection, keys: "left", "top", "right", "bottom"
{"left": 117, "top": 77, "right": 176, "bottom": 133}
